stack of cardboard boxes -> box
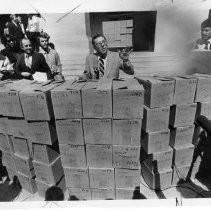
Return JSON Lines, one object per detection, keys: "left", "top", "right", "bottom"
{"left": 51, "top": 80, "right": 90, "bottom": 200}
{"left": 112, "top": 79, "right": 144, "bottom": 199}
{"left": 51, "top": 79, "right": 144, "bottom": 200}
{"left": 136, "top": 76, "right": 175, "bottom": 190}
{"left": 0, "top": 80, "right": 65, "bottom": 196}
{"left": 0, "top": 80, "right": 38, "bottom": 194}
{"left": 168, "top": 76, "right": 197, "bottom": 185}
{"left": 103, "top": 20, "right": 133, "bottom": 48}
{"left": 192, "top": 73, "right": 211, "bottom": 177}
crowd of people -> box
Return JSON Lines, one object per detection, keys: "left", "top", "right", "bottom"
{"left": 0, "top": 13, "right": 64, "bottom": 81}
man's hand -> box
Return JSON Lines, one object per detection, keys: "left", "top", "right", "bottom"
{"left": 118, "top": 47, "right": 133, "bottom": 61}
{"left": 21, "top": 72, "right": 31, "bottom": 77}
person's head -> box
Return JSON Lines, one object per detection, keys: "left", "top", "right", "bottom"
{"left": 17, "top": 16, "right": 22, "bottom": 23}
{"left": 45, "top": 186, "right": 64, "bottom": 201}
{"left": 10, "top": 14, "right": 18, "bottom": 23}
{"left": 201, "top": 19, "right": 211, "bottom": 41}
{"left": 20, "top": 38, "right": 33, "bottom": 55}
{"left": 4, "top": 35, "right": 16, "bottom": 49}
{"left": 92, "top": 34, "right": 108, "bottom": 56}
{"left": 38, "top": 32, "right": 50, "bottom": 50}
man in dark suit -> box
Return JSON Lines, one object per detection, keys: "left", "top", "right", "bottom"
{"left": 7, "top": 14, "right": 24, "bottom": 50}
{"left": 82, "top": 34, "right": 134, "bottom": 80}
{"left": 15, "top": 38, "right": 53, "bottom": 80}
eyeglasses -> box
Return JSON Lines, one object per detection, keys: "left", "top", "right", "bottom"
{"left": 94, "top": 40, "right": 107, "bottom": 47}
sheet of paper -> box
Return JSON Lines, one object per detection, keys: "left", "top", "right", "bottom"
{"left": 33, "top": 72, "right": 48, "bottom": 81}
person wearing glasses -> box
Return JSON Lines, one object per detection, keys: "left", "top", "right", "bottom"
{"left": 15, "top": 38, "right": 53, "bottom": 80}
{"left": 81, "top": 34, "right": 134, "bottom": 80}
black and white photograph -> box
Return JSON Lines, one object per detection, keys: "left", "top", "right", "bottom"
{"left": 0, "top": 0, "right": 211, "bottom": 209}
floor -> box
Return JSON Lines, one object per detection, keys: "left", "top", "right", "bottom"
{"left": 0, "top": 170, "right": 211, "bottom": 203}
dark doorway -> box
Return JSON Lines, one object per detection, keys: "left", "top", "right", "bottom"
{"left": 88, "top": 11, "right": 157, "bottom": 52}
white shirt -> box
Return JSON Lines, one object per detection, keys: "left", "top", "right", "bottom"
{"left": 24, "top": 53, "right": 32, "bottom": 69}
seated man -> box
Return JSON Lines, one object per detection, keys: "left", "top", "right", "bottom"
{"left": 82, "top": 34, "right": 134, "bottom": 80}
{"left": 193, "top": 18, "right": 211, "bottom": 50}
{"left": 0, "top": 53, "right": 14, "bottom": 80}
{"left": 1, "top": 34, "right": 21, "bottom": 65}
{"left": 37, "top": 31, "right": 63, "bottom": 80}
{"left": 15, "top": 38, "right": 53, "bottom": 80}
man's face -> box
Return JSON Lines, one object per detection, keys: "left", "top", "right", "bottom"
{"left": 201, "top": 27, "right": 211, "bottom": 40}
{"left": 22, "top": 39, "right": 32, "bottom": 55}
{"left": 93, "top": 36, "right": 108, "bottom": 55}
{"left": 39, "top": 37, "right": 49, "bottom": 49}
{"left": 17, "top": 16, "right": 22, "bottom": 23}
{"left": 7, "top": 38, "right": 15, "bottom": 48}
{"left": 12, "top": 15, "right": 18, "bottom": 23}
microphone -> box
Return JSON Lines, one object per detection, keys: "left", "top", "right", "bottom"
{"left": 195, "top": 115, "right": 211, "bottom": 135}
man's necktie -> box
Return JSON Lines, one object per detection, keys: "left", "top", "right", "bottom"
{"left": 99, "top": 57, "right": 104, "bottom": 77}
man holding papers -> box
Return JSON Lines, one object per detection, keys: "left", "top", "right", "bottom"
{"left": 15, "top": 38, "right": 53, "bottom": 80}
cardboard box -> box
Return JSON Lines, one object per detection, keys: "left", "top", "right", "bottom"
{"left": 172, "top": 165, "right": 191, "bottom": 185}
{"left": 64, "top": 167, "right": 89, "bottom": 188}
{"left": 56, "top": 119, "right": 84, "bottom": 145}
{"left": 83, "top": 119, "right": 112, "bottom": 145}
{"left": 89, "top": 168, "right": 114, "bottom": 189}
{"left": 113, "top": 119, "right": 142, "bottom": 146}
{"left": 12, "top": 137, "right": 31, "bottom": 158}
{"left": 86, "top": 144, "right": 112, "bottom": 168}
{"left": 17, "top": 172, "right": 37, "bottom": 194}
{"left": 0, "top": 80, "right": 36, "bottom": 117}
{"left": 33, "top": 157, "right": 64, "bottom": 185}
{"left": 14, "top": 154, "right": 34, "bottom": 178}
{"left": 0, "top": 117, "right": 9, "bottom": 134}
{"left": 51, "top": 80, "right": 85, "bottom": 119}
{"left": 19, "top": 82, "right": 61, "bottom": 121}
{"left": 115, "top": 188, "right": 135, "bottom": 200}
{"left": 8, "top": 119, "right": 29, "bottom": 139}
{"left": 81, "top": 79, "right": 112, "bottom": 118}
{"left": 36, "top": 176, "right": 66, "bottom": 198}
{"left": 135, "top": 76, "right": 175, "bottom": 108}
{"left": 2, "top": 151, "right": 16, "bottom": 170}
{"left": 169, "top": 103, "right": 197, "bottom": 127}
{"left": 115, "top": 168, "right": 140, "bottom": 189}
{"left": 0, "top": 88, "right": 23, "bottom": 118}
{"left": 170, "top": 76, "right": 197, "bottom": 105}
{"left": 142, "top": 106, "right": 170, "bottom": 132}
{"left": 91, "top": 188, "right": 115, "bottom": 200}
{"left": 68, "top": 188, "right": 91, "bottom": 200}
{"left": 173, "top": 144, "right": 195, "bottom": 167}
{"left": 141, "top": 130, "right": 170, "bottom": 154}
{"left": 196, "top": 101, "right": 211, "bottom": 120}
{"left": 113, "top": 145, "right": 140, "bottom": 169}
{"left": 32, "top": 143, "right": 59, "bottom": 164}
{"left": 59, "top": 144, "right": 87, "bottom": 168}
{"left": 141, "top": 147, "right": 173, "bottom": 173}
{"left": 141, "top": 162, "right": 173, "bottom": 190}
{"left": 170, "top": 125, "right": 195, "bottom": 148}
{"left": 28, "top": 121, "right": 57, "bottom": 145}
{"left": 112, "top": 79, "right": 144, "bottom": 119}
{"left": 192, "top": 73, "right": 211, "bottom": 102}
{"left": 0, "top": 134, "right": 14, "bottom": 153}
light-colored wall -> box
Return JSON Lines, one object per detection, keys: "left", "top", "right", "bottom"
{"left": 41, "top": 10, "right": 209, "bottom": 79}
